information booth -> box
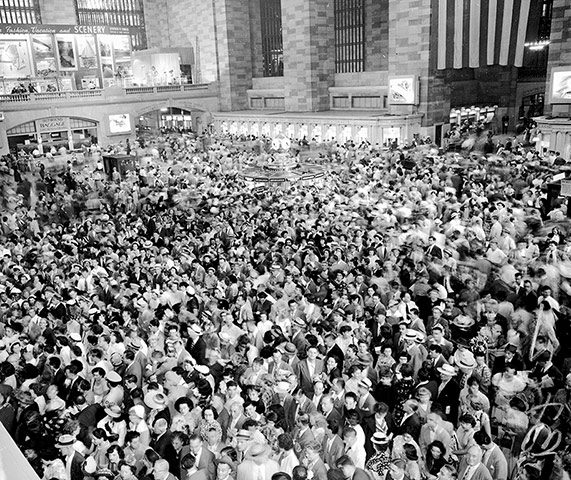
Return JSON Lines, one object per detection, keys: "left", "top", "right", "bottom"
{"left": 102, "top": 154, "right": 137, "bottom": 179}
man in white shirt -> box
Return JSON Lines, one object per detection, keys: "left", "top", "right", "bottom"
{"left": 342, "top": 427, "right": 366, "bottom": 469}
{"left": 277, "top": 433, "right": 299, "bottom": 476}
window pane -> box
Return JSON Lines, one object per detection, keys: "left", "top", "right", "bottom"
{"left": 0, "top": 0, "right": 39, "bottom": 23}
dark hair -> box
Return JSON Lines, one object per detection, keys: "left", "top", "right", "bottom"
{"left": 277, "top": 433, "right": 294, "bottom": 451}
{"left": 107, "top": 444, "right": 124, "bottom": 460}
{"left": 403, "top": 443, "right": 418, "bottom": 461}
{"left": 474, "top": 430, "right": 492, "bottom": 446}
{"left": 335, "top": 455, "right": 355, "bottom": 468}
{"left": 181, "top": 453, "right": 196, "bottom": 469}
{"left": 144, "top": 448, "right": 160, "bottom": 463}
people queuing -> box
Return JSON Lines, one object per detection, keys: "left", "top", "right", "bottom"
{"left": 0, "top": 131, "right": 570, "bottom": 480}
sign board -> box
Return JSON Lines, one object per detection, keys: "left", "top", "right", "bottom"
{"left": 109, "top": 114, "right": 132, "bottom": 134}
{"left": 388, "top": 75, "right": 418, "bottom": 105}
{"left": 36, "top": 117, "right": 67, "bottom": 132}
{"left": 0, "top": 24, "right": 131, "bottom": 36}
{"left": 561, "top": 180, "right": 571, "bottom": 197}
{"left": 550, "top": 67, "right": 571, "bottom": 104}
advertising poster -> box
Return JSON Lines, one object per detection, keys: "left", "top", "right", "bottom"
{"left": 56, "top": 35, "right": 77, "bottom": 70}
{"left": 388, "top": 76, "right": 417, "bottom": 105}
{"left": 32, "top": 35, "right": 56, "bottom": 74}
{"left": 551, "top": 69, "right": 571, "bottom": 104}
{"left": 76, "top": 36, "right": 97, "bottom": 69}
{"left": 109, "top": 114, "right": 131, "bottom": 134}
{"left": 0, "top": 37, "right": 32, "bottom": 77}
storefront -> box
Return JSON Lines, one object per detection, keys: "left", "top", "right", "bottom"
{"left": 0, "top": 24, "right": 134, "bottom": 92}
{"left": 449, "top": 105, "right": 498, "bottom": 127}
{"left": 6, "top": 116, "right": 98, "bottom": 154}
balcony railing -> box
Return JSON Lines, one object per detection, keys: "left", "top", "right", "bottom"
{"left": 0, "top": 83, "right": 212, "bottom": 104}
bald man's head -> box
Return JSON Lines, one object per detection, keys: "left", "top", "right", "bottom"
{"left": 467, "top": 445, "right": 483, "bottom": 466}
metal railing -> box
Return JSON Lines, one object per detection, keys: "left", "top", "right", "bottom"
{"left": 0, "top": 84, "right": 212, "bottom": 104}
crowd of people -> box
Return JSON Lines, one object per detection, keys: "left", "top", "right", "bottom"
{"left": 0, "top": 130, "right": 570, "bottom": 480}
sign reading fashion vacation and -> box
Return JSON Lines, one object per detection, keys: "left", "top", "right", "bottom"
{"left": 0, "top": 24, "right": 131, "bottom": 36}
{"left": 36, "top": 117, "right": 67, "bottom": 132}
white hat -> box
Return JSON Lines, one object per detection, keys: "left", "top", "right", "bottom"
{"left": 129, "top": 405, "right": 145, "bottom": 419}
{"left": 106, "top": 371, "right": 122, "bottom": 383}
{"left": 437, "top": 364, "right": 457, "bottom": 377}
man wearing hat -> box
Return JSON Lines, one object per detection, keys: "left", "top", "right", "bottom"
{"left": 56, "top": 434, "right": 85, "bottom": 480}
{"left": 236, "top": 442, "right": 280, "bottom": 480}
{"left": 436, "top": 364, "right": 460, "bottom": 425}
{"left": 356, "top": 378, "right": 376, "bottom": 418}
{"left": 144, "top": 390, "right": 171, "bottom": 427}
{"left": 402, "top": 329, "right": 423, "bottom": 377}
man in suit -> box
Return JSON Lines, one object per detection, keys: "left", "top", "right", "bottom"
{"left": 436, "top": 364, "right": 460, "bottom": 425}
{"left": 63, "top": 363, "right": 85, "bottom": 407}
{"left": 336, "top": 454, "right": 373, "bottom": 480}
{"left": 395, "top": 399, "right": 421, "bottom": 442}
{"left": 457, "top": 445, "right": 493, "bottom": 480}
{"left": 293, "top": 414, "right": 315, "bottom": 455}
{"left": 305, "top": 441, "right": 328, "bottom": 480}
{"left": 154, "top": 458, "right": 179, "bottom": 480}
{"left": 324, "top": 333, "right": 345, "bottom": 371}
{"left": 321, "top": 395, "right": 343, "bottom": 428}
{"left": 56, "top": 434, "right": 85, "bottom": 480}
{"left": 294, "top": 345, "right": 324, "bottom": 398}
{"left": 356, "top": 378, "right": 376, "bottom": 418}
{"left": 267, "top": 348, "right": 294, "bottom": 378}
{"left": 236, "top": 443, "right": 280, "bottom": 480}
{"left": 323, "top": 420, "right": 345, "bottom": 468}
{"left": 151, "top": 418, "right": 175, "bottom": 460}
{"left": 188, "top": 434, "right": 216, "bottom": 479}
{"left": 475, "top": 431, "right": 508, "bottom": 480}
{"left": 419, "top": 412, "right": 452, "bottom": 460}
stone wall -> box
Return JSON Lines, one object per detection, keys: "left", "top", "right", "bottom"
{"left": 388, "top": 0, "right": 449, "bottom": 127}
{"left": 282, "top": 0, "right": 335, "bottom": 112}
{"left": 214, "top": 0, "right": 253, "bottom": 111}
{"left": 143, "top": 0, "right": 219, "bottom": 83}
{"left": 365, "top": 0, "right": 389, "bottom": 72}
{"left": 38, "top": 0, "right": 76, "bottom": 24}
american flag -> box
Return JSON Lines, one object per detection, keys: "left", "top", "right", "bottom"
{"left": 435, "top": 0, "right": 533, "bottom": 70}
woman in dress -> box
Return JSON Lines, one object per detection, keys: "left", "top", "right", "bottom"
{"left": 171, "top": 397, "right": 197, "bottom": 437}
{"left": 366, "top": 432, "right": 392, "bottom": 480}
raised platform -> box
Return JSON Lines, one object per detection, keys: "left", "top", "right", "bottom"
{"left": 534, "top": 116, "right": 571, "bottom": 160}
{"left": 212, "top": 110, "right": 424, "bottom": 145}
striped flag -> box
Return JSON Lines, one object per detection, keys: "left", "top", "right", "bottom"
{"left": 435, "top": 0, "right": 532, "bottom": 70}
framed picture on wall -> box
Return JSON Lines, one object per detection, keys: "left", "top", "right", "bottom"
{"left": 56, "top": 36, "right": 77, "bottom": 70}
{"left": 0, "top": 37, "right": 33, "bottom": 78}
{"left": 77, "top": 36, "right": 97, "bottom": 69}
{"left": 32, "top": 35, "right": 56, "bottom": 74}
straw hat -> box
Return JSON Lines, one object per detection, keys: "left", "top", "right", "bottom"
{"left": 371, "top": 432, "right": 389, "bottom": 445}
{"left": 144, "top": 391, "right": 169, "bottom": 410}
{"left": 454, "top": 349, "right": 477, "bottom": 370}
{"left": 437, "top": 364, "right": 457, "bottom": 377}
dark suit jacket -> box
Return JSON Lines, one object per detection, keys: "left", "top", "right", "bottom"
{"left": 395, "top": 412, "right": 421, "bottom": 442}
{"left": 70, "top": 451, "right": 85, "bottom": 480}
{"left": 294, "top": 358, "right": 324, "bottom": 397}
{"left": 436, "top": 379, "right": 460, "bottom": 424}
{"left": 151, "top": 430, "right": 174, "bottom": 458}
{"left": 75, "top": 403, "right": 104, "bottom": 447}
{"left": 357, "top": 393, "right": 377, "bottom": 418}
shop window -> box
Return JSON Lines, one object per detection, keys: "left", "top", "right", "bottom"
{"left": 0, "top": 0, "right": 41, "bottom": 24}
{"left": 260, "top": 0, "right": 283, "bottom": 77}
{"left": 334, "top": 0, "right": 365, "bottom": 73}
{"left": 264, "top": 97, "right": 284, "bottom": 109}
{"left": 75, "top": 0, "right": 147, "bottom": 49}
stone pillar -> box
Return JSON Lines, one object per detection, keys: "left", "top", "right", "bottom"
{"left": 214, "top": 0, "right": 254, "bottom": 111}
{"left": 387, "top": 0, "right": 450, "bottom": 128}
{"left": 38, "top": 0, "right": 76, "bottom": 24}
{"left": 282, "top": 0, "right": 335, "bottom": 112}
